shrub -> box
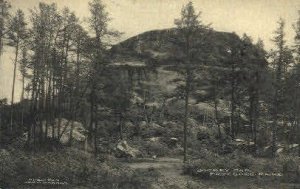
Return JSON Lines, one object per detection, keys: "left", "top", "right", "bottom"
{"left": 0, "top": 149, "right": 17, "bottom": 187}
{"left": 281, "top": 158, "right": 300, "bottom": 183}
{"left": 183, "top": 149, "right": 239, "bottom": 178}
{"left": 237, "top": 154, "right": 255, "bottom": 169}
{"left": 0, "top": 148, "right": 160, "bottom": 188}
{"left": 184, "top": 150, "right": 259, "bottom": 179}
{"left": 128, "top": 168, "right": 160, "bottom": 188}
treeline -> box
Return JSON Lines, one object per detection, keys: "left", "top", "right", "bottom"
{"left": 0, "top": 0, "right": 125, "bottom": 151}
{"left": 166, "top": 2, "right": 300, "bottom": 159}
{"left": 0, "top": 0, "right": 155, "bottom": 154}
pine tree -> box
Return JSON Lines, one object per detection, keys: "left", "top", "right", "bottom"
{"left": 29, "top": 2, "right": 62, "bottom": 146}
{"left": 7, "top": 9, "right": 27, "bottom": 132}
{"left": 294, "top": 10, "right": 300, "bottom": 65}
{"left": 270, "top": 18, "right": 287, "bottom": 158}
{"left": 293, "top": 11, "right": 300, "bottom": 156}
{"left": 174, "top": 1, "right": 208, "bottom": 162}
{"left": 0, "top": 0, "right": 10, "bottom": 55}
{"left": 88, "top": 0, "right": 115, "bottom": 156}
{"left": 19, "top": 46, "right": 29, "bottom": 128}
{"left": 0, "top": 0, "right": 10, "bottom": 135}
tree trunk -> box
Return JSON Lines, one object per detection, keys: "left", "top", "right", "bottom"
{"left": 70, "top": 43, "right": 81, "bottom": 146}
{"left": 21, "top": 75, "right": 25, "bottom": 128}
{"left": 89, "top": 85, "right": 95, "bottom": 146}
{"left": 94, "top": 119, "right": 98, "bottom": 157}
{"left": 44, "top": 70, "right": 52, "bottom": 140}
{"left": 272, "top": 68, "right": 281, "bottom": 158}
{"left": 230, "top": 54, "right": 236, "bottom": 139}
{"left": 28, "top": 67, "right": 37, "bottom": 146}
{"left": 272, "top": 94, "right": 278, "bottom": 158}
{"left": 183, "top": 68, "right": 190, "bottom": 163}
{"left": 39, "top": 75, "right": 45, "bottom": 143}
{"left": 119, "top": 113, "right": 123, "bottom": 140}
{"left": 214, "top": 95, "right": 221, "bottom": 139}
{"left": 10, "top": 42, "right": 19, "bottom": 132}
{"left": 253, "top": 79, "right": 260, "bottom": 155}
{"left": 69, "top": 120, "right": 74, "bottom": 146}
{"left": 298, "top": 123, "right": 300, "bottom": 157}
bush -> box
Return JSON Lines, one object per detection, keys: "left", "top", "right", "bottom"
{"left": 281, "top": 157, "right": 300, "bottom": 183}
{"left": 183, "top": 149, "right": 239, "bottom": 178}
{"left": 129, "top": 168, "right": 160, "bottom": 188}
{"left": 0, "top": 148, "right": 160, "bottom": 188}
{"left": 237, "top": 154, "right": 255, "bottom": 169}
{"left": 142, "top": 141, "right": 171, "bottom": 157}
{"left": 184, "top": 150, "right": 259, "bottom": 179}
{"left": 0, "top": 149, "right": 17, "bottom": 187}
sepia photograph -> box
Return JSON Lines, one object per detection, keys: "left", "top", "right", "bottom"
{"left": 0, "top": 0, "right": 300, "bottom": 188}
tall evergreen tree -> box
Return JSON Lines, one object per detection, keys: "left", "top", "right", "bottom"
{"left": 174, "top": 1, "right": 209, "bottom": 162}
{"left": 28, "top": 2, "right": 62, "bottom": 145}
{"left": 88, "top": 0, "right": 115, "bottom": 156}
{"left": 7, "top": 9, "right": 27, "bottom": 131}
{"left": 0, "top": 0, "right": 10, "bottom": 135}
{"left": 270, "top": 18, "right": 287, "bottom": 158}
{"left": 0, "top": 0, "right": 10, "bottom": 55}
{"left": 292, "top": 11, "right": 300, "bottom": 156}
{"left": 19, "top": 46, "right": 29, "bottom": 128}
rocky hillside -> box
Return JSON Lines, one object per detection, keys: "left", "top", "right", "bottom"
{"left": 108, "top": 28, "right": 267, "bottom": 126}
{"left": 110, "top": 28, "right": 246, "bottom": 67}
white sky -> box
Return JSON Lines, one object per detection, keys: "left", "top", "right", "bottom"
{"left": 1, "top": 0, "right": 300, "bottom": 101}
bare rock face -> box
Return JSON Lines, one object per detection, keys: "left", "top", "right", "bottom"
{"left": 116, "top": 140, "right": 141, "bottom": 158}
{"left": 26, "top": 118, "right": 88, "bottom": 145}
{"left": 285, "top": 144, "right": 299, "bottom": 155}
{"left": 54, "top": 119, "right": 87, "bottom": 144}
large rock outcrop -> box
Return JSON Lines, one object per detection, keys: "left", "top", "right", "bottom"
{"left": 115, "top": 140, "right": 141, "bottom": 158}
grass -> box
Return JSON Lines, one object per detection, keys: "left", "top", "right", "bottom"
{"left": 0, "top": 147, "right": 160, "bottom": 189}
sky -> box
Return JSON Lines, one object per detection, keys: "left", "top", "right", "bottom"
{"left": 1, "top": 0, "right": 300, "bottom": 101}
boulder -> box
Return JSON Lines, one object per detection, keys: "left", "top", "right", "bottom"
{"left": 170, "top": 137, "right": 178, "bottom": 142}
{"left": 227, "top": 138, "right": 256, "bottom": 153}
{"left": 116, "top": 140, "right": 141, "bottom": 158}
{"left": 261, "top": 144, "right": 283, "bottom": 157}
{"left": 286, "top": 144, "right": 299, "bottom": 153}
{"left": 235, "top": 138, "right": 245, "bottom": 143}
{"left": 23, "top": 118, "right": 88, "bottom": 146}
{"left": 145, "top": 102, "right": 160, "bottom": 109}
{"left": 168, "top": 137, "right": 179, "bottom": 147}
{"left": 162, "top": 121, "right": 177, "bottom": 128}
{"left": 42, "top": 118, "right": 88, "bottom": 145}
{"left": 0, "top": 149, "right": 10, "bottom": 157}
{"left": 60, "top": 121, "right": 87, "bottom": 144}
{"left": 148, "top": 137, "right": 161, "bottom": 142}
{"left": 141, "top": 122, "right": 166, "bottom": 137}
{"left": 196, "top": 126, "right": 211, "bottom": 140}
{"left": 276, "top": 148, "right": 284, "bottom": 154}
{"left": 130, "top": 92, "right": 143, "bottom": 105}
{"left": 149, "top": 122, "right": 163, "bottom": 129}
{"left": 139, "top": 121, "right": 147, "bottom": 127}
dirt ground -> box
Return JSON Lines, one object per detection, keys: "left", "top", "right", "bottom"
{"left": 122, "top": 157, "right": 299, "bottom": 189}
